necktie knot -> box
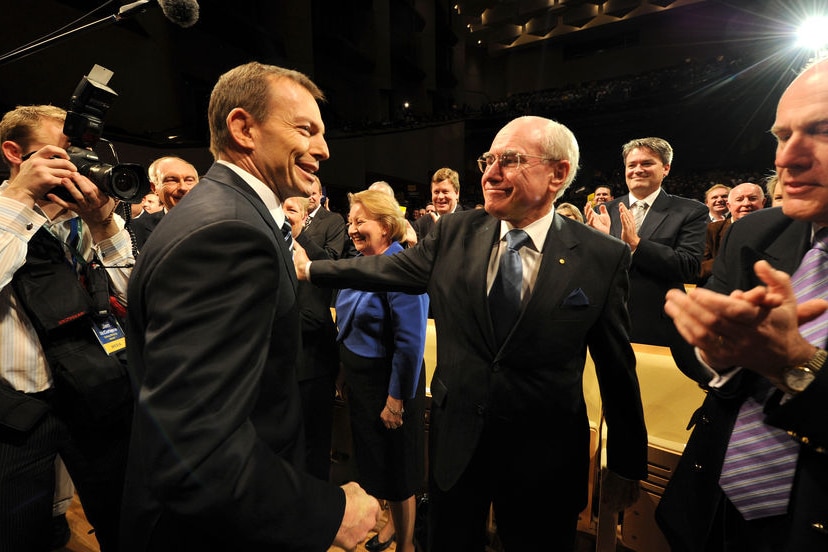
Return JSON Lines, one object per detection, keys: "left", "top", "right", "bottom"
{"left": 813, "top": 227, "right": 828, "bottom": 252}
{"left": 505, "top": 229, "right": 531, "bottom": 251}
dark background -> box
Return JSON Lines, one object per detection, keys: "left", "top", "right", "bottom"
{"left": 0, "top": 0, "right": 820, "bottom": 211}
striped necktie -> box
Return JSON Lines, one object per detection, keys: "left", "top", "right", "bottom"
{"left": 718, "top": 227, "right": 828, "bottom": 520}
{"left": 632, "top": 201, "right": 648, "bottom": 232}
{"left": 280, "top": 220, "right": 294, "bottom": 253}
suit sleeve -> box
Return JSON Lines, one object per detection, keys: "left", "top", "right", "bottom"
{"left": 134, "top": 219, "right": 344, "bottom": 549}
{"left": 587, "top": 243, "right": 648, "bottom": 479}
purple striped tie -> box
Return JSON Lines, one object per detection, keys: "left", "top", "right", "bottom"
{"left": 719, "top": 227, "right": 828, "bottom": 520}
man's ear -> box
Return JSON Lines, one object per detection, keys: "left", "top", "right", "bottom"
{"left": 226, "top": 108, "right": 255, "bottom": 150}
{"left": 1, "top": 140, "right": 23, "bottom": 165}
{"left": 548, "top": 160, "right": 571, "bottom": 196}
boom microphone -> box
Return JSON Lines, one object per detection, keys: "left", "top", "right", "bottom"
{"left": 157, "top": 0, "right": 199, "bottom": 28}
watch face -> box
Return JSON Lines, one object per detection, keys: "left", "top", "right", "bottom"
{"left": 785, "top": 367, "right": 815, "bottom": 392}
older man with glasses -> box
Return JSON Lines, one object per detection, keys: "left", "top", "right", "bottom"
{"left": 295, "top": 115, "right": 647, "bottom": 551}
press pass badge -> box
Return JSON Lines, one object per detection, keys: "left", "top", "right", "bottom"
{"left": 91, "top": 315, "right": 126, "bottom": 354}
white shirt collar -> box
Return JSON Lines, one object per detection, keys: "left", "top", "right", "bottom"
{"left": 630, "top": 188, "right": 662, "bottom": 208}
{"left": 498, "top": 207, "right": 555, "bottom": 252}
{"left": 217, "top": 160, "right": 285, "bottom": 227}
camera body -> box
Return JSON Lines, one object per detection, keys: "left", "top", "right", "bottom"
{"left": 50, "top": 69, "right": 150, "bottom": 204}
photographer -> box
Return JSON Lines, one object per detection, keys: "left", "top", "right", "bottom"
{"left": 0, "top": 105, "right": 133, "bottom": 552}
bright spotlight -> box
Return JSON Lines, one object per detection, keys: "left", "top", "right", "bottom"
{"left": 796, "top": 16, "right": 828, "bottom": 53}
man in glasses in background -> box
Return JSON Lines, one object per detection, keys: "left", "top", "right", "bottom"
{"left": 296, "top": 115, "right": 647, "bottom": 551}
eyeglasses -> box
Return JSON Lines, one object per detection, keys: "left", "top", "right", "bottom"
{"left": 477, "top": 151, "right": 552, "bottom": 173}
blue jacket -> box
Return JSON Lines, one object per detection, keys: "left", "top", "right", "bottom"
{"left": 335, "top": 241, "right": 429, "bottom": 400}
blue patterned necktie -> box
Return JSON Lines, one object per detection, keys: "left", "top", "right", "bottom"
{"left": 489, "top": 229, "right": 531, "bottom": 345}
{"left": 719, "top": 227, "right": 828, "bottom": 520}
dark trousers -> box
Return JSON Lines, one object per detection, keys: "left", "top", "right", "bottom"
{"left": 298, "top": 374, "right": 336, "bottom": 481}
{"left": 427, "top": 424, "right": 580, "bottom": 552}
{"left": 0, "top": 393, "right": 129, "bottom": 552}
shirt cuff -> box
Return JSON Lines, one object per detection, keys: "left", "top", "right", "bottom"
{"left": 695, "top": 347, "right": 741, "bottom": 388}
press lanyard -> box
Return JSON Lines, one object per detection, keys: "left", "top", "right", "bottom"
{"left": 43, "top": 217, "right": 88, "bottom": 275}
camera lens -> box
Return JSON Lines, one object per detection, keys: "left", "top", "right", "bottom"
{"left": 110, "top": 166, "right": 142, "bottom": 202}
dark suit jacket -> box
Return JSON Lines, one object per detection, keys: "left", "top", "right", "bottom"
{"left": 311, "top": 209, "right": 647, "bottom": 507}
{"left": 295, "top": 231, "right": 339, "bottom": 382}
{"left": 698, "top": 217, "right": 733, "bottom": 285}
{"left": 412, "top": 205, "right": 464, "bottom": 240}
{"left": 656, "top": 207, "right": 828, "bottom": 551}
{"left": 303, "top": 205, "right": 348, "bottom": 260}
{"left": 122, "top": 163, "right": 344, "bottom": 552}
{"left": 130, "top": 209, "right": 164, "bottom": 250}
{"left": 605, "top": 191, "right": 708, "bottom": 346}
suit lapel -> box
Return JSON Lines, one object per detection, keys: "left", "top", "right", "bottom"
{"left": 521, "top": 217, "right": 580, "bottom": 328}
{"left": 462, "top": 214, "right": 501, "bottom": 352}
{"left": 741, "top": 219, "right": 811, "bottom": 282}
{"left": 636, "top": 191, "right": 669, "bottom": 239}
{"left": 204, "top": 163, "right": 297, "bottom": 287}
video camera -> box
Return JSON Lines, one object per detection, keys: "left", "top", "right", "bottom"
{"left": 52, "top": 65, "right": 150, "bottom": 204}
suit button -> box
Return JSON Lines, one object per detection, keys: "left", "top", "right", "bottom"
{"left": 26, "top": 222, "right": 33, "bottom": 230}
{"left": 476, "top": 405, "right": 486, "bottom": 416}
{"left": 692, "top": 463, "right": 703, "bottom": 472}
{"left": 811, "top": 522, "right": 828, "bottom": 535}
{"left": 699, "top": 414, "right": 711, "bottom": 425}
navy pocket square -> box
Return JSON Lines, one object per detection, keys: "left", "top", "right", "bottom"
{"left": 562, "top": 288, "right": 589, "bottom": 307}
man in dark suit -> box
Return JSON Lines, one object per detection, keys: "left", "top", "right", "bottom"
{"left": 585, "top": 137, "right": 708, "bottom": 347}
{"left": 412, "top": 167, "right": 463, "bottom": 240}
{"left": 121, "top": 62, "right": 379, "bottom": 552}
{"left": 285, "top": 193, "right": 343, "bottom": 482}
{"left": 656, "top": 58, "right": 828, "bottom": 552}
{"left": 130, "top": 156, "right": 198, "bottom": 250}
{"left": 304, "top": 175, "right": 349, "bottom": 259}
{"left": 296, "top": 115, "right": 648, "bottom": 551}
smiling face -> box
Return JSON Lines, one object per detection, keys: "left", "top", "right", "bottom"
{"left": 432, "top": 179, "right": 458, "bottom": 215}
{"left": 772, "top": 60, "right": 828, "bottom": 226}
{"left": 624, "top": 147, "right": 669, "bottom": 199}
{"left": 247, "top": 76, "right": 329, "bottom": 202}
{"left": 153, "top": 157, "right": 198, "bottom": 210}
{"left": 727, "top": 183, "right": 764, "bottom": 221}
{"left": 347, "top": 202, "right": 391, "bottom": 256}
{"left": 593, "top": 186, "right": 613, "bottom": 204}
{"left": 307, "top": 177, "right": 322, "bottom": 212}
{"left": 705, "top": 186, "right": 730, "bottom": 219}
{"left": 481, "top": 117, "right": 569, "bottom": 227}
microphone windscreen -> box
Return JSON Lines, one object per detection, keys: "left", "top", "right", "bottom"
{"left": 157, "top": 0, "right": 199, "bottom": 28}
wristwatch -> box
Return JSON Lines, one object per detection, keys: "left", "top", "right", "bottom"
{"left": 784, "top": 348, "right": 827, "bottom": 393}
